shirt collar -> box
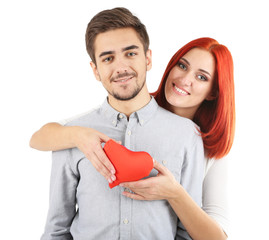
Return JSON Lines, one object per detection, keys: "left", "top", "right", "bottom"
{"left": 100, "top": 96, "right": 158, "bottom": 127}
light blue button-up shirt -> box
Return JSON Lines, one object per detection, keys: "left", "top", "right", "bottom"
{"left": 41, "top": 97, "right": 204, "bottom": 240}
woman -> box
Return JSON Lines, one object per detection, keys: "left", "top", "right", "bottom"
{"left": 30, "top": 37, "right": 235, "bottom": 240}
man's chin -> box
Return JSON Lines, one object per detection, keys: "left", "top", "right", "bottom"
{"left": 113, "top": 95, "right": 136, "bottom": 101}
{"left": 112, "top": 90, "right": 140, "bottom": 101}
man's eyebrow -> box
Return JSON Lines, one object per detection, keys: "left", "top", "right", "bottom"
{"left": 99, "top": 51, "right": 115, "bottom": 58}
{"left": 181, "top": 57, "right": 211, "bottom": 77}
{"left": 122, "top": 45, "right": 139, "bottom": 52}
{"left": 98, "top": 45, "right": 139, "bottom": 58}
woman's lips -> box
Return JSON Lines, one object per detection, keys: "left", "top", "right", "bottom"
{"left": 173, "top": 83, "right": 190, "bottom": 96}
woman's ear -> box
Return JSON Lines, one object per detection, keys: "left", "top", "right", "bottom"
{"left": 90, "top": 61, "right": 101, "bottom": 81}
{"left": 206, "top": 90, "right": 218, "bottom": 101}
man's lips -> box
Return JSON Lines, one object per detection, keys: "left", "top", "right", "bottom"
{"left": 111, "top": 73, "right": 136, "bottom": 83}
{"left": 173, "top": 83, "right": 190, "bottom": 95}
{"left": 113, "top": 75, "right": 134, "bottom": 83}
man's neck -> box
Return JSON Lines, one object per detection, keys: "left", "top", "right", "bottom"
{"left": 108, "top": 88, "right": 151, "bottom": 117}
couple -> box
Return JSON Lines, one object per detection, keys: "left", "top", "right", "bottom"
{"left": 32, "top": 7, "right": 235, "bottom": 240}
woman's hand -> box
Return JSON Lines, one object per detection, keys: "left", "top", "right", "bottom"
{"left": 120, "top": 160, "right": 181, "bottom": 201}
{"left": 73, "top": 126, "right": 117, "bottom": 183}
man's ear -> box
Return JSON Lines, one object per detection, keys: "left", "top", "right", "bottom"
{"left": 146, "top": 49, "right": 152, "bottom": 71}
{"left": 90, "top": 61, "right": 101, "bottom": 81}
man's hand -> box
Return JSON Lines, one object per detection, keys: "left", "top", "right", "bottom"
{"left": 74, "top": 127, "right": 117, "bottom": 183}
{"left": 120, "top": 160, "right": 180, "bottom": 200}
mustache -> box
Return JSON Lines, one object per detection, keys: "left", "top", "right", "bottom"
{"left": 110, "top": 72, "right": 137, "bottom": 82}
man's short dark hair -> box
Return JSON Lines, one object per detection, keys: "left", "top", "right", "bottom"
{"left": 85, "top": 7, "right": 150, "bottom": 64}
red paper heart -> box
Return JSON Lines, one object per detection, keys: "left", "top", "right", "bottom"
{"left": 103, "top": 140, "right": 154, "bottom": 188}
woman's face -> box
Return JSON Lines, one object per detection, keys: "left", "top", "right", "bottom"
{"left": 164, "top": 48, "right": 216, "bottom": 119}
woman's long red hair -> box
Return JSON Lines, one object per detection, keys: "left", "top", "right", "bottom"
{"left": 152, "top": 38, "right": 235, "bottom": 159}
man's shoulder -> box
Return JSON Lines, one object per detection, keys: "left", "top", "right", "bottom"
{"left": 52, "top": 147, "right": 85, "bottom": 175}
{"left": 65, "top": 105, "right": 101, "bottom": 127}
{"left": 156, "top": 106, "right": 199, "bottom": 132}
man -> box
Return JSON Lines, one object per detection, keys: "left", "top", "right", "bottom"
{"left": 40, "top": 7, "right": 204, "bottom": 240}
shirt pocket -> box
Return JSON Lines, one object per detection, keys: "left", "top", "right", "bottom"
{"left": 151, "top": 152, "right": 184, "bottom": 181}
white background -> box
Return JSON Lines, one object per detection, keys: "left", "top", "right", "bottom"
{"left": 1, "top": 0, "right": 268, "bottom": 239}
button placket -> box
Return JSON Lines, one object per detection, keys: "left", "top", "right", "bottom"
{"left": 119, "top": 116, "right": 136, "bottom": 239}
{"left": 124, "top": 117, "right": 136, "bottom": 149}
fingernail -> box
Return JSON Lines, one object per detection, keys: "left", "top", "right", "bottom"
{"left": 111, "top": 175, "right": 116, "bottom": 181}
{"left": 108, "top": 178, "right": 112, "bottom": 184}
{"left": 111, "top": 169, "right": 115, "bottom": 174}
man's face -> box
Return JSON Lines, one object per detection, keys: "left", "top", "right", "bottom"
{"left": 90, "top": 27, "right": 152, "bottom": 101}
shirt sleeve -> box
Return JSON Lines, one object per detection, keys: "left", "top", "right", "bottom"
{"left": 176, "top": 132, "right": 205, "bottom": 239}
{"left": 41, "top": 150, "right": 79, "bottom": 240}
{"left": 58, "top": 108, "right": 100, "bottom": 126}
{"left": 202, "top": 157, "right": 229, "bottom": 236}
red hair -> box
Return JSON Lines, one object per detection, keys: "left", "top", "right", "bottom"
{"left": 152, "top": 38, "right": 235, "bottom": 159}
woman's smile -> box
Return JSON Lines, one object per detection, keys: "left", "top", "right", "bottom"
{"left": 172, "top": 83, "right": 190, "bottom": 96}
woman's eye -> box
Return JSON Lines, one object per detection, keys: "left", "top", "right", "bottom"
{"left": 178, "top": 62, "right": 187, "bottom": 70}
{"left": 198, "top": 75, "right": 207, "bottom": 81}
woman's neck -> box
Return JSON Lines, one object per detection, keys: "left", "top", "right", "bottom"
{"left": 165, "top": 102, "right": 196, "bottom": 120}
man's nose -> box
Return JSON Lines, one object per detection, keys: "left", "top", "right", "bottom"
{"left": 114, "top": 57, "right": 129, "bottom": 74}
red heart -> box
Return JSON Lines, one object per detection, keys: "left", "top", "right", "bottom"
{"left": 103, "top": 140, "right": 154, "bottom": 188}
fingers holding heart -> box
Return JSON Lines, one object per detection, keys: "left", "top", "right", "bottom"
{"left": 120, "top": 178, "right": 162, "bottom": 201}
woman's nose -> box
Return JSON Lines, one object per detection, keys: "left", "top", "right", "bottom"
{"left": 180, "top": 72, "right": 192, "bottom": 86}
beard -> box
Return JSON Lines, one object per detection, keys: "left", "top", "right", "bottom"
{"left": 111, "top": 81, "right": 145, "bottom": 101}
{"left": 108, "top": 72, "right": 146, "bottom": 101}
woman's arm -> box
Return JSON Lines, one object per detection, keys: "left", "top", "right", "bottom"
{"left": 168, "top": 185, "right": 227, "bottom": 240}
{"left": 29, "top": 122, "right": 116, "bottom": 183}
{"left": 30, "top": 122, "right": 79, "bottom": 151}
{"left": 120, "top": 161, "right": 227, "bottom": 240}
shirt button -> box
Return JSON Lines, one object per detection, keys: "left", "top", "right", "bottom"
{"left": 123, "top": 219, "right": 129, "bottom": 224}
{"left": 127, "top": 130, "right": 132, "bottom": 136}
{"left": 162, "top": 160, "right": 167, "bottom": 165}
{"left": 119, "top": 114, "right": 123, "bottom": 119}
{"left": 140, "top": 119, "right": 144, "bottom": 125}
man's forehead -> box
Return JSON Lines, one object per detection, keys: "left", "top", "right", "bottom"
{"left": 94, "top": 28, "right": 143, "bottom": 55}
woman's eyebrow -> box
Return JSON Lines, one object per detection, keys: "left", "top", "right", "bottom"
{"left": 181, "top": 57, "right": 211, "bottom": 77}
{"left": 199, "top": 69, "right": 211, "bottom": 77}
{"left": 181, "top": 58, "right": 190, "bottom": 65}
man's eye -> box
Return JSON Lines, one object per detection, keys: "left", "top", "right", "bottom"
{"left": 104, "top": 57, "right": 113, "bottom": 62}
{"left": 127, "top": 52, "right": 136, "bottom": 57}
